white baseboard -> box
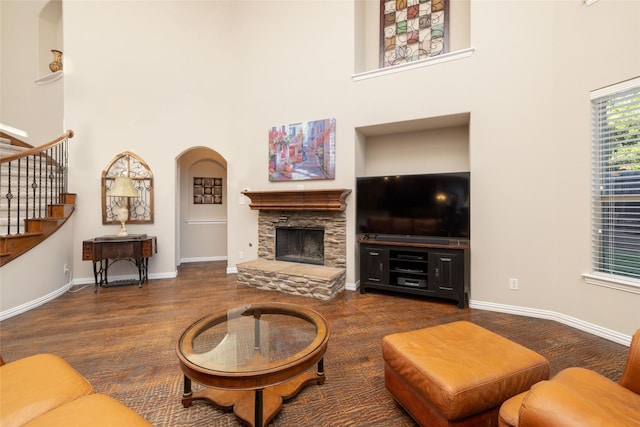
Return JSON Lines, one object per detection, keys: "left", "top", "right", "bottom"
{"left": 180, "top": 256, "right": 227, "bottom": 264}
{"left": 0, "top": 282, "right": 70, "bottom": 321}
{"left": 470, "top": 299, "right": 632, "bottom": 347}
{"left": 345, "top": 280, "right": 359, "bottom": 292}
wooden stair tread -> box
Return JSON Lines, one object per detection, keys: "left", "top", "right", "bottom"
{"left": 1, "top": 231, "right": 45, "bottom": 239}
{"left": 0, "top": 193, "right": 76, "bottom": 266}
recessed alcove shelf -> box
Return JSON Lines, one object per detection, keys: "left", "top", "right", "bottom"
{"left": 357, "top": 112, "right": 470, "bottom": 137}
{"left": 35, "top": 70, "right": 63, "bottom": 85}
{"left": 352, "top": 48, "right": 475, "bottom": 82}
{"left": 355, "top": 112, "right": 471, "bottom": 199}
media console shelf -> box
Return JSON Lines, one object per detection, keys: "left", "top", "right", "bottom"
{"left": 359, "top": 238, "right": 469, "bottom": 308}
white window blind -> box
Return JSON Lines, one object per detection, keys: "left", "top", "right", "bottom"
{"left": 591, "top": 78, "right": 640, "bottom": 281}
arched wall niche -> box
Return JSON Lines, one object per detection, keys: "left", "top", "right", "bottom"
{"left": 177, "top": 146, "right": 229, "bottom": 264}
{"left": 38, "top": 0, "right": 63, "bottom": 77}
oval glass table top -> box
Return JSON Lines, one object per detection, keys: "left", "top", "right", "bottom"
{"left": 177, "top": 302, "right": 330, "bottom": 380}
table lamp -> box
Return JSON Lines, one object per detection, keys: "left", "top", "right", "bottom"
{"left": 107, "top": 177, "right": 139, "bottom": 236}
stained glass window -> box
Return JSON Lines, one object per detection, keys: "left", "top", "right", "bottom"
{"left": 381, "top": 0, "right": 449, "bottom": 68}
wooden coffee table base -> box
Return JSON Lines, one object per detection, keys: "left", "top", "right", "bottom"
{"left": 177, "top": 304, "right": 330, "bottom": 427}
{"left": 182, "top": 364, "right": 326, "bottom": 427}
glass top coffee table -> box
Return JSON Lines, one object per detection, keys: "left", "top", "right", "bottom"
{"left": 176, "top": 302, "right": 330, "bottom": 426}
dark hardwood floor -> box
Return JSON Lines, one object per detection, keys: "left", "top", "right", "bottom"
{"left": 0, "top": 262, "right": 630, "bottom": 426}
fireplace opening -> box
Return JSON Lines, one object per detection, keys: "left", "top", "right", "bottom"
{"left": 275, "top": 227, "right": 324, "bottom": 265}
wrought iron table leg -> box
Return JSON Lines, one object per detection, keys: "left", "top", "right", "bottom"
{"left": 255, "top": 389, "right": 263, "bottom": 427}
{"left": 136, "top": 258, "right": 143, "bottom": 287}
{"left": 142, "top": 257, "right": 148, "bottom": 283}
{"left": 181, "top": 375, "right": 193, "bottom": 408}
{"left": 103, "top": 259, "right": 109, "bottom": 285}
{"left": 92, "top": 261, "right": 99, "bottom": 292}
{"left": 317, "top": 358, "right": 325, "bottom": 384}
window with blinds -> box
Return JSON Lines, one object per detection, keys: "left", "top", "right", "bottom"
{"left": 591, "top": 77, "right": 640, "bottom": 282}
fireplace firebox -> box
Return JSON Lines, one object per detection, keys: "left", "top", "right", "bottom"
{"left": 275, "top": 227, "right": 324, "bottom": 265}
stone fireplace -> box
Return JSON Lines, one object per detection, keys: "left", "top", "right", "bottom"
{"left": 257, "top": 210, "right": 347, "bottom": 268}
{"left": 236, "top": 189, "right": 351, "bottom": 300}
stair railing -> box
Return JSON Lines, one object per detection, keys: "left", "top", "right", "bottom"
{"left": 0, "top": 130, "right": 74, "bottom": 236}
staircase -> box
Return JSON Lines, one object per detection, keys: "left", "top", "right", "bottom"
{"left": 0, "top": 130, "right": 75, "bottom": 266}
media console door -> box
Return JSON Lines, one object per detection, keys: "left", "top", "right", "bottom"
{"left": 359, "top": 242, "right": 468, "bottom": 309}
{"left": 430, "top": 250, "right": 464, "bottom": 294}
{"left": 361, "top": 247, "right": 388, "bottom": 286}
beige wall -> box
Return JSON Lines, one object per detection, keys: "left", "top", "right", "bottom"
{"left": 0, "top": 218, "right": 74, "bottom": 317}
{"left": 2, "top": 0, "right": 639, "bottom": 338}
{"left": 0, "top": 0, "right": 63, "bottom": 144}
{"left": 464, "top": 0, "right": 640, "bottom": 338}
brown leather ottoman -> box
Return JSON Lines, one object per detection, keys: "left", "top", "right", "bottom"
{"left": 382, "top": 321, "right": 549, "bottom": 427}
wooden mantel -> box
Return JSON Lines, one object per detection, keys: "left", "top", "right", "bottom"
{"left": 242, "top": 189, "right": 352, "bottom": 211}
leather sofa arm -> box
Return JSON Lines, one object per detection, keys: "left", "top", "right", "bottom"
{"left": 519, "top": 380, "right": 621, "bottom": 427}
{"left": 619, "top": 328, "right": 640, "bottom": 394}
{"left": 519, "top": 367, "right": 640, "bottom": 427}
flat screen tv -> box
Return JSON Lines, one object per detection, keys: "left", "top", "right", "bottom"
{"left": 356, "top": 172, "right": 470, "bottom": 243}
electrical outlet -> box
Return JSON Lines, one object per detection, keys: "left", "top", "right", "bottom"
{"left": 63, "top": 263, "right": 69, "bottom": 274}
{"left": 509, "top": 278, "right": 519, "bottom": 290}
{"left": 239, "top": 251, "right": 244, "bottom": 259}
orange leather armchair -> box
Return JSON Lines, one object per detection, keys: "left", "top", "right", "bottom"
{"left": 0, "top": 354, "right": 152, "bottom": 427}
{"left": 499, "top": 328, "right": 640, "bottom": 427}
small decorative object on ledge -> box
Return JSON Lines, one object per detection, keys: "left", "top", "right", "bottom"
{"left": 49, "top": 49, "right": 63, "bottom": 72}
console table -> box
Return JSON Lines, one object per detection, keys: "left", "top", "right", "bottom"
{"left": 82, "top": 235, "right": 157, "bottom": 292}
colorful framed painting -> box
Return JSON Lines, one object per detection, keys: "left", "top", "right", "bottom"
{"left": 194, "top": 177, "right": 222, "bottom": 204}
{"left": 269, "top": 118, "right": 336, "bottom": 182}
{"left": 380, "top": 0, "right": 449, "bottom": 68}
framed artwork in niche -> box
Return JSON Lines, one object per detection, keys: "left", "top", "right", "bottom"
{"left": 380, "top": 0, "right": 449, "bottom": 68}
{"left": 269, "top": 118, "right": 336, "bottom": 182}
{"left": 194, "top": 177, "right": 222, "bottom": 204}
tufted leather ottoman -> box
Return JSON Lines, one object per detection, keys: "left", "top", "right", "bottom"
{"left": 382, "top": 321, "right": 549, "bottom": 427}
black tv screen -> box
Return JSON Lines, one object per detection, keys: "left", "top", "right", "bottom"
{"left": 356, "top": 172, "right": 470, "bottom": 241}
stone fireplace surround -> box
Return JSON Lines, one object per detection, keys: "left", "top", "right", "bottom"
{"left": 236, "top": 189, "right": 351, "bottom": 300}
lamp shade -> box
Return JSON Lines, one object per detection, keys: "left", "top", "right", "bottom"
{"left": 107, "top": 177, "right": 139, "bottom": 197}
